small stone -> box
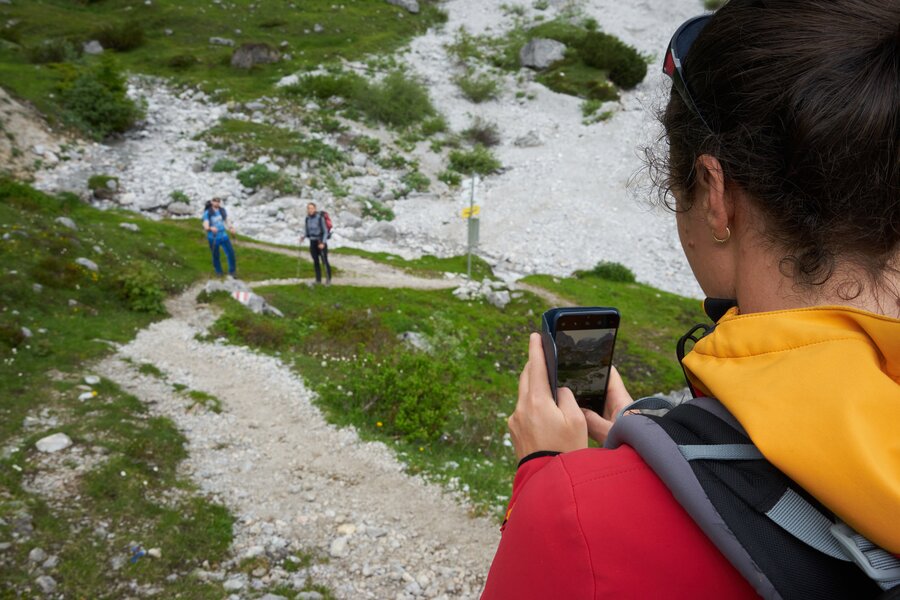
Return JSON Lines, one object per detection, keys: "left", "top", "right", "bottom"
{"left": 42, "top": 555, "right": 59, "bottom": 569}
{"left": 243, "top": 545, "right": 265, "bottom": 559}
{"left": 75, "top": 257, "right": 99, "bottom": 272}
{"left": 164, "top": 28, "right": 173, "bottom": 35}
{"left": 210, "top": 36, "right": 236, "bottom": 47}
{"left": 251, "top": 566, "right": 266, "bottom": 577}
{"left": 147, "top": 547, "right": 161, "bottom": 558}
{"left": 35, "top": 575, "right": 56, "bottom": 594}
{"left": 337, "top": 523, "right": 357, "bottom": 536}
{"left": 111, "top": 555, "right": 126, "bottom": 570}
{"left": 119, "top": 222, "right": 140, "bottom": 232}
{"left": 78, "top": 391, "right": 94, "bottom": 402}
{"left": 32, "top": 283, "right": 43, "bottom": 293}
{"left": 54, "top": 217, "right": 77, "bottom": 231}
{"left": 83, "top": 40, "right": 105, "bottom": 55}
{"left": 29, "top": 547, "right": 47, "bottom": 563}
{"left": 84, "top": 375, "right": 100, "bottom": 385}
{"left": 223, "top": 577, "right": 245, "bottom": 591}
{"left": 20, "top": 327, "right": 32, "bottom": 339}
{"left": 296, "top": 593, "right": 323, "bottom": 600}
{"left": 35, "top": 433, "right": 72, "bottom": 453}
{"left": 329, "top": 536, "right": 349, "bottom": 558}
{"left": 259, "top": 595, "right": 288, "bottom": 600}
{"left": 313, "top": 23, "right": 324, "bottom": 33}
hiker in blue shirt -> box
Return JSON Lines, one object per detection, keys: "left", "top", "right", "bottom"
{"left": 202, "top": 196, "right": 236, "bottom": 276}
{"left": 300, "top": 202, "right": 331, "bottom": 285}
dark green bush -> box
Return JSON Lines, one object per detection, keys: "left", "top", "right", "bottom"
{"left": 578, "top": 31, "right": 646, "bottom": 89}
{"left": 59, "top": 60, "right": 142, "bottom": 140}
{"left": 236, "top": 164, "right": 291, "bottom": 191}
{"left": 26, "top": 39, "right": 81, "bottom": 64}
{"left": 438, "top": 170, "right": 462, "bottom": 187}
{"left": 113, "top": 262, "right": 166, "bottom": 313}
{"left": 94, "top": 20, "right": 145, "bottom": 52}
{"left": 577, "top": 260, "right": 636, "bottom": 283}
{"left": 420, "top": 115, "right": 448, "bottom": 136}
{"left": 448, "top": 144, "right": 502, "bottom": 175}
{"left": 87, "top": 174, "right": 118, "bottom": 191}
{"left": 365, "top": 71, "right": 436, "bottom": 128}
{"left": 401, "top": 170, "right": 430, "bottom": 194}
{"left": 167, "top": 54, "right": 197, "bottom": 70}
{"left": 352, "top": 135, "right": 382, "bottom": 156}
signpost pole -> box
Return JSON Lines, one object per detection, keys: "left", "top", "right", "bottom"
{"left": 467, "top": 174, "right": 475, "bottom": 280}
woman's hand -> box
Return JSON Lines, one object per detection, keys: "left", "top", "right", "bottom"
{"left": 507, "top": 333, "right": 588, "bottom": 461}
{"left": 581, "top": 366, "right": 633, "bottom": 445}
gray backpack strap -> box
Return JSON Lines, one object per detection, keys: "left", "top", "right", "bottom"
{"left": 605, "top": 413, "right": 782, "bottom": 600}
{"left": 766, "top": 489, "right": 900, "bottom": 591}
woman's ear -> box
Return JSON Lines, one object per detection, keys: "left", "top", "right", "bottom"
{"left": 694, "top": 154, "right": 732, "bottom": 238}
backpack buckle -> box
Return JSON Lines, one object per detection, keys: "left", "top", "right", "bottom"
{"left": 830, "top": 522, "right": 900, "bottom": 585}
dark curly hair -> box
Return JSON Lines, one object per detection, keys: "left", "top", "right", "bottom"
{"left": 654, "top": 0, "right": 900, "bottom": 291}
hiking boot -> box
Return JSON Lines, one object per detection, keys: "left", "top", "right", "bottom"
{"left": 325, "top": 277, "right": 332, "bottom": 286}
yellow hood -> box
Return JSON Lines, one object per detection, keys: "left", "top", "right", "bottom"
{"left": 683, "top": 306, "right": 900, "bottom": 553}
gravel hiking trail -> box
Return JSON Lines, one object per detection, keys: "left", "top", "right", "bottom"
{"left": 93, "top": 256, "right": 569, "bottom": 599}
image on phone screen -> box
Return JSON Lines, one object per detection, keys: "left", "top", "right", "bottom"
{"left": 555, "top": 327, "right": 616, "bottom": 409}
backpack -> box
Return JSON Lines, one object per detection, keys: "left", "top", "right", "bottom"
{"left": 605, "top": 313, "right": 900, "bottom": 599}
{"left": 203, "top": 202, "right": 227, "bottom": 222}
{"left": 320, "top": 211, "right": 333, "bottom": 239}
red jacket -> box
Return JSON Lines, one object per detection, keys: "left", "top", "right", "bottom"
{"left": 481, "top": 446, "right": 759, "bottom": 599}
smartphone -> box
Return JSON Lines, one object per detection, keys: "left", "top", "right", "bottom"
{"left": 541, "top": 307, "right": 620, "bottom": 415}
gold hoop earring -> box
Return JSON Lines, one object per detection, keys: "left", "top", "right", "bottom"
{"left": 713, "top": 227, "right": 731, "bottom": 244}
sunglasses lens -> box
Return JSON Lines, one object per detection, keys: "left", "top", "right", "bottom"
{"left": 674, "top": 16, "right": 710, "bottom": 63}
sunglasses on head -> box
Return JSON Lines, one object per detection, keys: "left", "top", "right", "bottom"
{"left": 663, "top": 14, "right": 713, "bottom": 131}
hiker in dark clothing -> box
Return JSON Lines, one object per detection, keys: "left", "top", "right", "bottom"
{"left": 301, "top": 202, "right": 331, "bottom": 284}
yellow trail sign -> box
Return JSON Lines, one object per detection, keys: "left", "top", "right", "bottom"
{"left": 461, "top": 205, "right": 481, "bottom": 218}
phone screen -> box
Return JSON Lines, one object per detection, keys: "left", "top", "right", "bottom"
{"left": 555, "top": 324, "right": 617, "bottom": 410}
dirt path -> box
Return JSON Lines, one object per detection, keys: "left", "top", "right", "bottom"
{"left": 241, "top": 239, "right": 573, "bottom": 306}
{"left": 96, "top": 283, "right": 500, "bottom": 599}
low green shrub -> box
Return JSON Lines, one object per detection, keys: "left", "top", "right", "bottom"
{"left": 94, "top": 20, "right": 145, "bottom": 52}
{"left": 282, "top": 72, "right": 366, "bottom": 102}
{"left": 352, "top": 135, "right": 382, "bottom": 156}
{"left": 454, "top": 70, "right": 501, "bottom": 103}
{"left": 362, "top": 199, "right": 395, "bottom": 222}
{"left": 212, "top": 158, "right": 240, "bottom": 172}
{"left": 170, "top": 190, "right": 190, "bottom": 203}
{"left": 438, "top": 170, "right": 462, "bottom": 187}
{"left": 365, "top": 71, "right": 436, "bottom": 128}
{"left": 88, "top": 174, "right": 118, "bottom": 191}
{"left": 448, "top": 145, "right": 502, "bottom": 176}
{"left": 578, "top": 31, "right": 646, "bottom": 89}
{"left": 114, "top": 262, "right": 166, "bottom": 313}
{"left": 26, "top": 39, "right": 80, "bottom": 64}
{"left": 167, "top": 54, "right": 197, "bottom": 70}
{"left": 59, "top": 60, "right": 142, "bottom": 140}
{"left": 347, "top": 350, "right": 461, "bottom": 442}
{"left": 462, "top": 117, "right": 501, "bottom": 147}
{"left": 420, "top": 115, "right": 448, "bottom": 136}
{"left": 237, "top": 164, "right": 292, "bottom": 192}
{"left": 401, "top": 170, "right": 430, "bottom": 194}
{"left": 576, "top": 260, "right": 636, "bottom": 283}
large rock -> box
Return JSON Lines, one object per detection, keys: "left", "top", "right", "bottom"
{"left": 519, "top": 38, "right": 567, "bottom": 70}
{"left": 166, "top": 202, "right": 194, "bottom": 216}
{"left": 386, "top": 0, "right": 419, "bottom": 13}
{"left": 231, "top": 43, "right": 280, "bottom": 69}
{"left": 54, "top": 217, "right": 77, "bottom": 231}
{"left": 75, "top": 257, "right": 99, "bottom": 272}
{"left": 514, "top": 130, "right": 544, "bottom": 148}
{"left": 83, "top": 40, "right": 103, "bottom": 55}
{"left": 366, "top": 221, "right": 398, "bottom": 241}
{"left": 337, "top": 211, "right": 362, "bottom": 228}
{"left": 36, "top": 433, "right": 72, "bottom": 453}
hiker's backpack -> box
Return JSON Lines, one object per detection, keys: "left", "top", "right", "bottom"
{"left": 320, "top": 211, "right": 333, "bottom": 239}
{"left": 606, "top": 315, "right": 900, "bottom": 599}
